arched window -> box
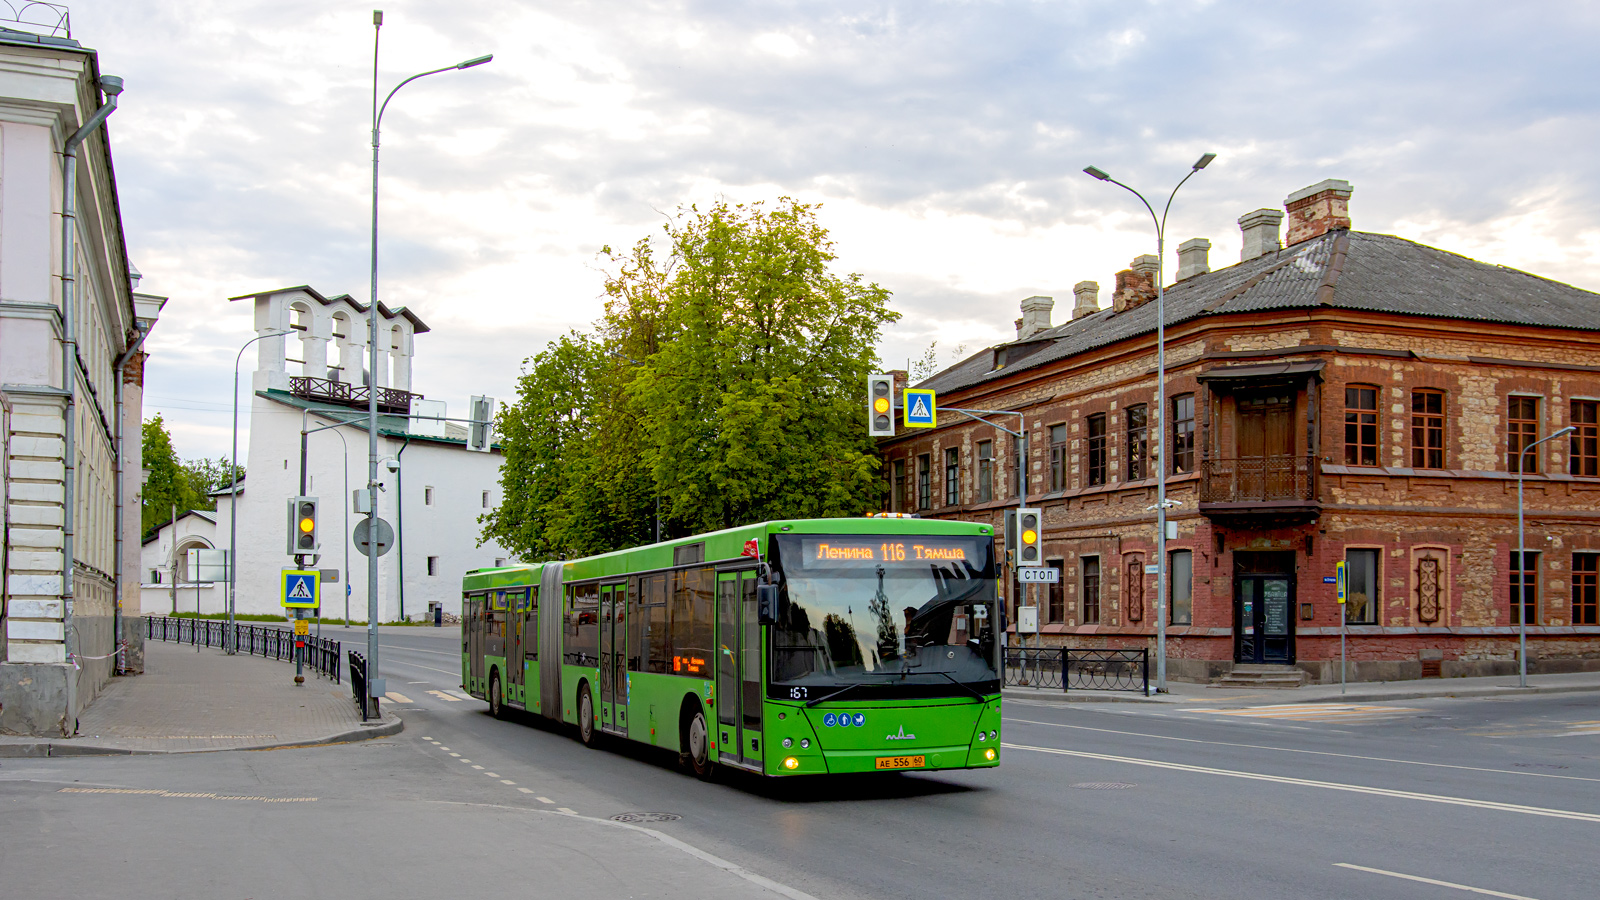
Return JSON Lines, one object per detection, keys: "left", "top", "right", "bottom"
{"left": 330, "top": 311, "right": 351, "bottom": 382}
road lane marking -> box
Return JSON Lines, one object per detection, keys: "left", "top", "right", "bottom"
{"left": 472, "top": 765, "right": 484, "bottom": 770}
{"left": 1335, "top": 864, "right": 1540, "bottom": 899}
{"left": 1003, "top": 742, "right": 1600, "bottom": 822}
{"left": 1184, "top": 703, "right": 1422, "bottom": 722}
{"left": 557, "top": 807, "right": 577, "bottom": 814}
{"left": 517, "top": 787, "right": 534, "bottom": 793}
{"left": 380, "top": 645, "right": 460, "bottom": 657}
{"left": 426, "top": 690, "right": 466, "bottom": 702}
{"left": 485, "top": 772, "right": 499, "bottom": 777}
{"left": 60, "top": 788, "right": 317, "bottom": 802}
{"left": 501, "top": 780, "right": 516, "bottom": 785}
{"left": 445, "top": 689, "right": 473, "bottom": 700}
{"left": 448, "top": 753, "right": 460, "bottom": 757}
{"left": 385, "top": 692, "right": 414, "bottom": 704}
{"left": 1006, "top": 717, "right": 1600, "bottom": 783}
{"left": 408, "top": 682, "right": 429, "bottom": 685}
{"left": 395, "top": 662, "right": 460, "bottom": 676}
{"left": 537, "top": 796, "right": 553, "bottom": 804}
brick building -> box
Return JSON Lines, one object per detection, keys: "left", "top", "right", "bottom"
{"left": 885, "top": 179, "right": 1600, "bottom": 684}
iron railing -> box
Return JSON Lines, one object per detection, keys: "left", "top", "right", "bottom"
{"left": 1200, "top": 454, "right": 1315, "bottom": 503}
{"left": 349, "top": 650, "right": 378, "bottom": 720}
{"left": 1004, "top": 646, "right": 1150, "bottom": 693}
{"left": 288, "top": 375, "right": 418, "bottom": 414}
{"left": 144, "top": 616, "right": 340, "bottom": 683}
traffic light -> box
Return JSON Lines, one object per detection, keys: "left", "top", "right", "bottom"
{"left": 867, "top": 374, "right": 895, "bottom": 437}
{"left": 1016, "top": 507, "right": 1043, "bottom": 566}
{"left": 287, "top": 496, "right": 320, "bottom": 555}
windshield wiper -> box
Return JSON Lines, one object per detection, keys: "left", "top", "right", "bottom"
{"left": 804, "top": 681, "right": 870, "bottom": 708}
{"left": 922, "top": 670, "right": 987, "bottom": 703}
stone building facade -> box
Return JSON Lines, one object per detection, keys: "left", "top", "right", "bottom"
{"left": 884, "top": 179, "right": 1600, "bottom": 684}
{"left": 0, "top": 24, "right": 163, "bottom": 734}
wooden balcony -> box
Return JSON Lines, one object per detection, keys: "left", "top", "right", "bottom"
{"left": 288, "top": 375, "right": 419, "bottom": 414}
{"left": 1199, "top": 454, "right": 1320, "bottom": 522}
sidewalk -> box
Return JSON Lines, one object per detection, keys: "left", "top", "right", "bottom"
{"left": 0, "top": 638, "right": 400, "bottom": 756}
{"left": 1003, "top": 669, "right": 1600, "bottom": 707}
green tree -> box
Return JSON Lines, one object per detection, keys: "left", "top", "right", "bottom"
{"left": 483, "top": 198, "right": 897, "bottom": 560}
{"left": 139, "top": 416, "right": 244, "bottom": 536}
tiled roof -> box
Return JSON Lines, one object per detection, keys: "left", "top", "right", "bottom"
{"left": 919, "top": 230, "right": 1600, "bottom": 397}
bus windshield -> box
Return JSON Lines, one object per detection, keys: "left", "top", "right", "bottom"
{"left": 770, "top": 533, "right": 999, "bottom": 699}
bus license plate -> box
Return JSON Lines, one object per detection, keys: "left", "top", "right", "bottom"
{"left": 875, "top": 755, "right": 925, "bottom": 770}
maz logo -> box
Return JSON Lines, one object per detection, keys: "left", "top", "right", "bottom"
{"left": 885, "top": 725, "right": 917, "bottom": 741}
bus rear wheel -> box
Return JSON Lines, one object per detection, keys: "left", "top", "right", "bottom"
{"left": 488, "top": 672, "right": 504, "bottom": 719}
{"left": 577, "top": 683, "right": 598, "bottom": 748}
{"left": 682, "top": 705, "right": 713, "bottom": 779}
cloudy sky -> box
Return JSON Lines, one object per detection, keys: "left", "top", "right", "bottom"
{"left": 60, "top": 0, "right": 1600, "bottom": 459}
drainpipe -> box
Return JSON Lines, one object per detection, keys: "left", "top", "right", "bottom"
{"left": 396, "top": 435, "right": 412, "bottom": 621}
{"left": 60, "top": 75, "right": 124, "bottom": 676}
{"left": 111, "top": 318, "right": 153, "bottom": 672}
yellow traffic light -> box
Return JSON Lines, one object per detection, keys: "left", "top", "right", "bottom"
{"left": 873, "top": 397, "right": 891, "bottom": 414}
{"left": 1022, "top": 529, "right": 1038, "bottom": 545}
{"left": 299, "top": 517, "right": 315, "bottom": 533}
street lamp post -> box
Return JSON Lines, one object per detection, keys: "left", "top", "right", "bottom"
{"left": 228, "top": 330, "right": 290, "bottom": 652}
{"left": 366, "top": 10, "right": 491, "bottom": 708}
{"left": 1517, "top": 425, "right": 1575, "bottom": 688}
{"left": 1083, "top": 153, "right": 1215, "bottom": 693}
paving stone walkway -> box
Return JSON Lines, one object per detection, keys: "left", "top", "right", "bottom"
{"left": 0, "top": 638, "right": 399, "bottom": 755}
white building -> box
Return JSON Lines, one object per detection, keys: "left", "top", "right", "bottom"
{"left": 210, "top": 285, "right": 511, "bottom": 621}
{"left": 137, "top": 509, "right": 223, "bottom": 618}
{"left": 0, "top": 20, "right": 164, "bottom": 735}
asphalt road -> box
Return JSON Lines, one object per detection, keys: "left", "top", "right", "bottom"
{"left": 4, "top": 624, "right": 1596, "bottom": 900}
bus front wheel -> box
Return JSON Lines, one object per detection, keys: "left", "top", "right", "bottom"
{"left": 577, "top": 683, "right": 598, "bottom": 748}
{"left": 488, "top": 671, "right": 504, "bottom": 719}
{"left": 681, "top": 703, "right": 713, "bottom": 779}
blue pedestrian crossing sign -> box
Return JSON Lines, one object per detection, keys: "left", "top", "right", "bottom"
{"left": 904, "top": 388, "right": 937, "bottom": 429}
{"left": 281, "top": 569, "right": 320, "bottom": 609}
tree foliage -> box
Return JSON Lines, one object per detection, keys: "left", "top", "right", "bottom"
{"left": 483, "top": 198, "right": 898, "bottom": 560}
{"left": 140, "top": 415, "right": 243, "bottom": 537}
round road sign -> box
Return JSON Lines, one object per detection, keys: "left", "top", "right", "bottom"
{"left": 353, "top": 517, "right": 395, "bottom": 557}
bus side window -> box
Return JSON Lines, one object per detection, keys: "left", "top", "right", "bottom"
{"left": 646, "top": 573, "right": 669, "bottom": 674}
{"left": 526, "top": 587, "right": 538, "bottom": 661}
{"left": 669, "top": 566, "right": 714, "bottom": 676}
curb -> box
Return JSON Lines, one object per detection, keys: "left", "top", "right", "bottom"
{"left": 0, "top": 713, "right": 403, "bottom": 758}
{"left": 1002, "top": 682, "right": 1600, "bottom": 706}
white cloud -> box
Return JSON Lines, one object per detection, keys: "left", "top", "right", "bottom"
{"left": 58, "top": 0, "right": 1600, "bottom": 459}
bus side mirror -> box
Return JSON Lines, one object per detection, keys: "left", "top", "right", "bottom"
{"left": 757, "top": 584, "right": 778, "bottom": 625}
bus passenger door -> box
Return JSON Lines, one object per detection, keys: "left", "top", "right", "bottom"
{"left": 598, "top": 583, "right": 626, "bottom": 735}
{"left": 739, "top": 571, "right": 763, "bottom": 767}
{"left": 465, "top": 596, "right": 484, "bottom": 694}
{"left": 716, "top": 573, "right": 740, "bottom": 761}
{"left": 506, "top": 588, "right": 526, "bottom": 705}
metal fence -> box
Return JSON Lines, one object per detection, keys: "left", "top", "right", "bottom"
{"left": 1004, "top": 646, "right": 1149, "bottom": 694}
{"left": 144, "top": 616, "right": 340, "bottom": 683}
{"left": 349, "top": 650, "right": 378, "bottom": 720}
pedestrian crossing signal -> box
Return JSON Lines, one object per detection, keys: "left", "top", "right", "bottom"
{"left": 281, "top": 569, "right": 320, "bottom": 608}
{"left": 903, "top": 388, "right": 936, "bottom": 429}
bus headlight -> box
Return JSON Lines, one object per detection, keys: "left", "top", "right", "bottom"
{"left": 977, "top": 732, "right": 986, "bottom": 742}
{"left": 783, "top": 738, "right": 793, "bottom": 748}
{"left": 783, "top": 757, "right": 800, "bottom": 770}
{"left": 800, "top": 739, "right": 809, "bottom": 749}
{"left": 984, "top": 748, "right": 997, "bottom": 761}
{"left": 989, "top": 730, "right": 997, "bottom": 740}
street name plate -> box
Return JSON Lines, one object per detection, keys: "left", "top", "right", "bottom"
{"left": 1017, "top": 567, "right": 1059, "bottom": 584}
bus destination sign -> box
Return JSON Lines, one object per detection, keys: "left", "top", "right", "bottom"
{"left": 800, "top": 537, "right": 970, "bottom": 567}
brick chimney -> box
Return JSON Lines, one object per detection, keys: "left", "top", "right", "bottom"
{"left": 1131, "top": 254, "right": 1160, "bottom": 286}
{"left": 1238, "top": 208, "right": 1284, "bottom": 261}
{"left": 1283, "top": 179, "right": 1352, "bottom": 246}
{"left": 1017, "top": 295, "right": 1054, "bottom": 340}
{"left": 1072, "top": 281, "right": 1100, "bottom": 320}
{"left": 1176, "top": 238, "right": 1211, "bottom": 281}
{"left": 1112, "top": 266, "right": 1157, "bottom": 312}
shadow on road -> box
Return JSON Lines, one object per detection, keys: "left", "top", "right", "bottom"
{"left": 487, "top": 706, "right": 983, "bottom": 802}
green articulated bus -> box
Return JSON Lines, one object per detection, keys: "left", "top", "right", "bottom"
{"left": 461, "top": 517, "right": 1002, "bottom": 778}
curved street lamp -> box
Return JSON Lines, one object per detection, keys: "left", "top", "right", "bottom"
{"left": 363, "top": 10, "right": 492, "bottom": 710}
{"left": 228, "top": 329, "right": 291, "bottom": 652}
{"left": 1082, "top": 153, "right": 1215, "bottom": 693}
{"left": 1517, "top": 425, "right": 1575, "bottom": 687}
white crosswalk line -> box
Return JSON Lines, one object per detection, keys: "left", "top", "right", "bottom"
{"left": 384, "top": 692, "right": 413, "bottom": 704}
{"left": 1186, "top": 703, "right": 1421, "bottom": 723}
{"left": 426, "top": 690, "right": 466, "bottom": 702}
